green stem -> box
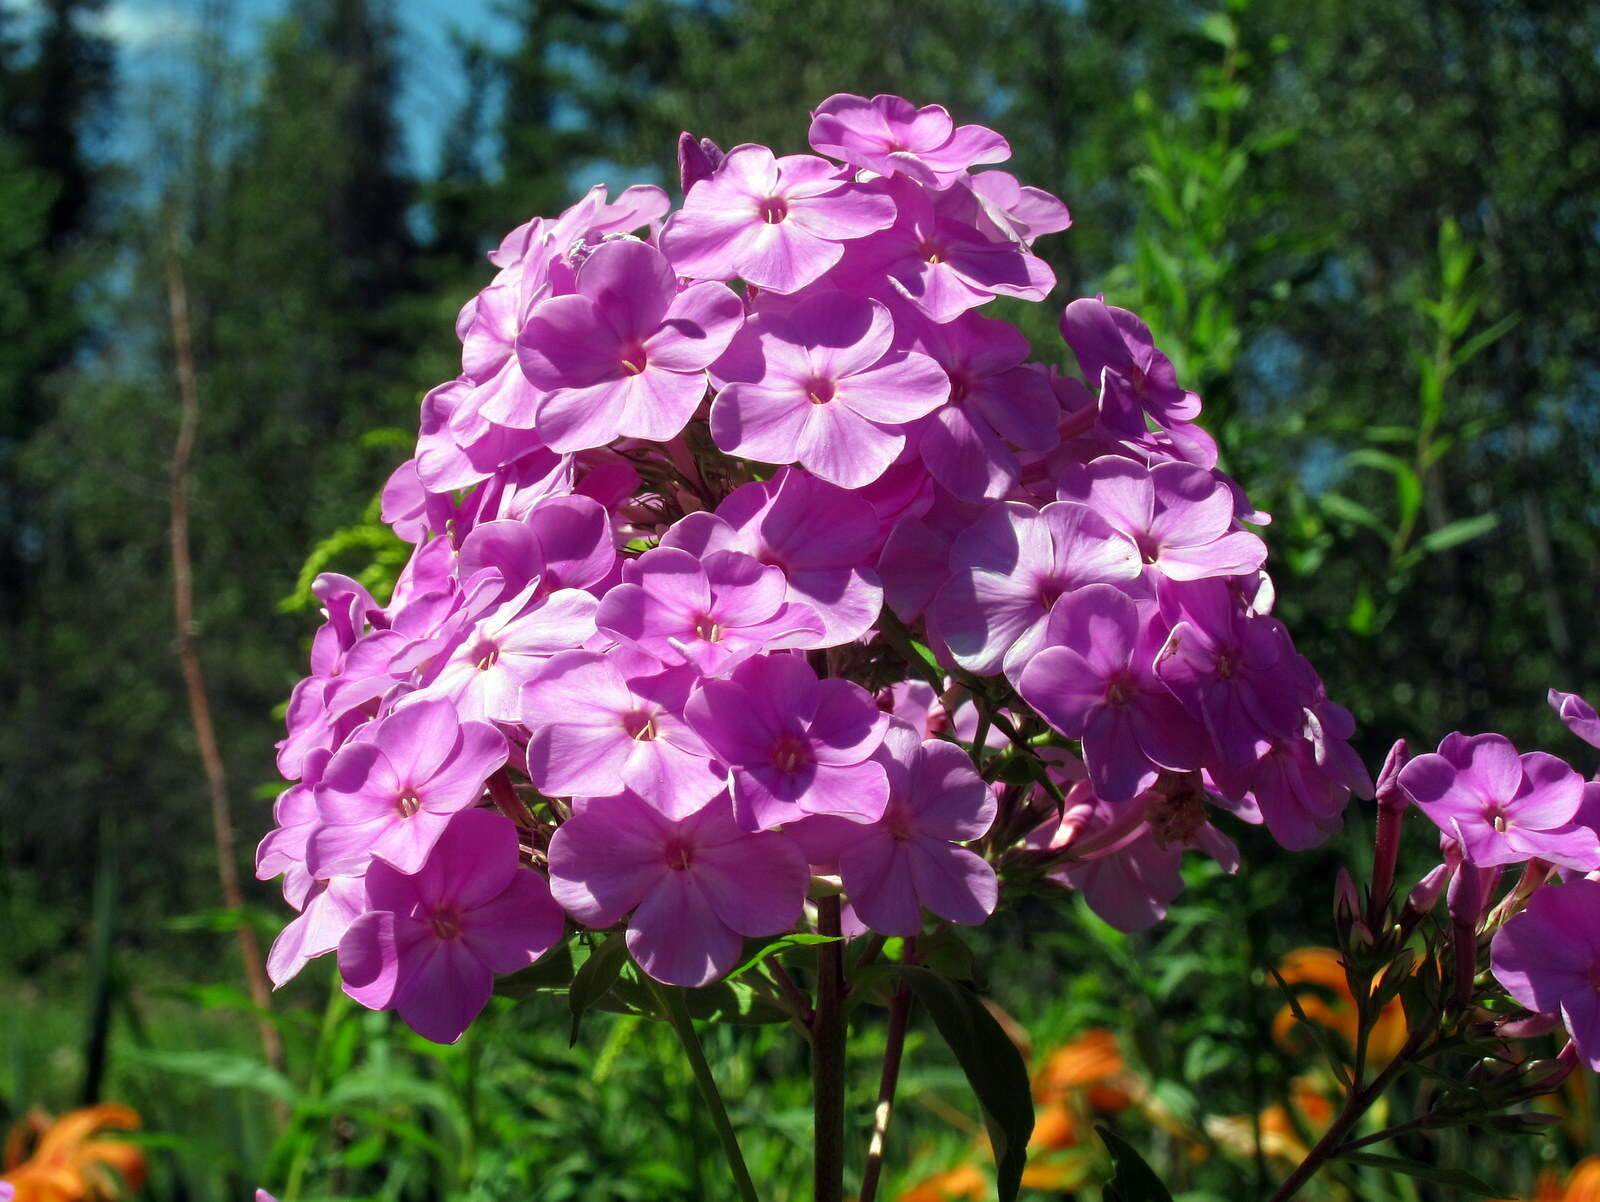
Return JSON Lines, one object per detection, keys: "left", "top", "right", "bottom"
{"left": 813, "top": 895, "right": 847, "bottom": 1202}
{"left": 283, "top": 983, "right": 351, "bottom": 1202}
{"left": 648, "top": 979, "right": 761, "bottom": 1202}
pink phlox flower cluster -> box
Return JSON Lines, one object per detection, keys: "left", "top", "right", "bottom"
{"left": 260, "top": 93, "right": 1369, "bottom": 1043}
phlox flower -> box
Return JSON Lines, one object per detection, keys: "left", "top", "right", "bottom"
{"left": 308, "top": 698, "right": 508, "bottom": 876}
{"left": 547, "top": 791, "right": 808, "bottom": 987}
{"left": 464, "top": 184, "right": 670, "bottom": 431}
{"left": 456, "top": 494, "right": 618, "bottom": 603}
{"left": 1551, "top": 689, "right": 1600, "bottom": 750}
{"left": 927, "top": 499, "right": 1141, "bottom": 679}
{"left": 1017, "top": 584, "right": 1203, "bottom": 803}
{"left": 596, "top": 546, "right": 823, "bottom": 673}
{"left": 661, "top": 467, "right": 884, "bottom": 646}
{"left": 709, "top": 292, "right": 949, "bottom": 489}
{"left": 413, "top": 378, "right": 543, "bottom": 495}
{"left": 266, "top": 875, "right": 368, "bottom": 988}
{"left": 1032, "top": 775, "right": 1238, "bottom": 931}
{"left": 1398, "top": 732, "right": 1600, "bottom": 869}
{"left": 520, "top": 649, "right": 724, "bottom": 811}
{"left": 1154, "top": 578, "right": 1306, "bottom": 766}
{"left": 1491, "top": 878, "right": 1600, "bottom": 1070}
{"left": 417, "top": 579, "right": 599, "bottom": 722}
{"left": 1060, "top": 298, "right": 1201, "bottom": 436}
{"left": 661, "top": 143, "right": 896, "bottom": 294}
{"left": 807, "top": 93, "right": 1010, "bottom": 188}
{"left": 686, "top": 653, "right": 890, "bottom": 830}
{"left": 954, "top": 169, "right": 1071, "bottom": 245}
{"left": 876, "top": 681, "right": 947, "bottom": 739}
{"left": 906, "top": 309, "right": 1060, "bottom": 500}
{"left": 847, "top": 179, "right": 1054, "bottom": 323}
{"left": 788, "top": 720, "right": 997, "bottom": 936}
{"left": 339, "top": 810, "right": 564, "bottom": 1044}
{"left": 1059, "top": 455, "right": 1266, "bottom": 582}
{"left": 516, "top": 239, "right": 743, "bottom": 450}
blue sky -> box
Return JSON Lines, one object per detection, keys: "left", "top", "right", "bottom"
{"left": 16, "top": 0, "right": 520, "bottom": 171}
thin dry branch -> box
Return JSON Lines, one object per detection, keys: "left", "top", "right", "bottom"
{"left": 165, "top": 229, "right": 284, "bottom": 1080}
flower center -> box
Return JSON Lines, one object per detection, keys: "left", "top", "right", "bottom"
{"left": 471, "top": 639, "right": 500, "bottom": 670}
{"left": 623, "top": 708, "right": 658, "bottom": 741}
{"left": 694, "top": 615, "right": 724, "bottom": 643}
{"left": 395, "top": 790, "right": 422, "bottom": 818}
{"left": 1104, "top": 674, "right": 1136, "bottom": 708}
{"left": 770, "top": 733, "right": 813, "bottom": 775}
{"left": 430, "top": 909, "right": 462, "bottom": 941}
{"left": 1136, "top": 534, "right": 1161, "bottom": 565}
{"left": 1485, "top": 803, "right": 1510, "bottom": 834}
{"left": 947, "top": 370, "right": 972, "bottom": 404}
{"left": 918, "top": 237, "right": 947, "bottom": 265}
{"left": 620, "top": 343, "right": 648, "bottom": 376}
{"left": 805, "top": 376, "right": 837, "bottom": 405}
{"left": 758, "top": 195, "right": 789, "bottom": 224}
{"left": 1147, "top": 779, "right": 1209, "bottom": 847}
{"left": 1037, "top": 578, "right": 1067, "bottom": 610}
{"left": 1214, "top": 647, "right": 1238, "bottom": 680}
{"left": 664, "top": 837, "right": 694, "bottom": 871}
{"left": 884, "top": 803, "right": 914, "bottom": 842}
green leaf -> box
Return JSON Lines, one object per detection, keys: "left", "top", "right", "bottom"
{"left": 1417, "top": 513, "right": 1498, "bottom": 555}
{"left": 897, "top": 967, "right": 1034, "bottom": 1202}
{"left": 493, "top": 942, "right": 575, "bottom": 999}
{"left": 1098, "top": 1124, "right": 1174, "bottom": 1202}
{"left": 1319, "top": 492, "right": 1391, "bottom": 540}
{"left": 128, "top": 1049, "right": 295, "bottom": 1102}
{"left": 916, "top": 926, "right": 978, "bottom": 983}
{"left": 725, "top": 933, "right": 839, "bottom": 981}
{"left": 1332, "top": 1150, "right": 1504, "bottom": 1196}
{"left": 569, "top": 932, "right": 629, "bottom": 1045}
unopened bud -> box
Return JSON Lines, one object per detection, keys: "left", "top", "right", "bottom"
{"left": 677, "top": 132, "right": 725, "bottom": 192}
{"left": 1489, "top": 1111, "right": 1563, "bottom": 1134}
{"left": 1465, "top": 1056, "right": 1510, "bottom": 1087}
{"left": 1334, "top": 866, "right": 1360, "bottom": 931}
{"left": 1375, "top": 738, "right": 1410, "bottom": 814}
{"left": 1520, "top": 1045, "right": 1580, "bottom": 1094}
{"left": 1407, "top": 863, "right": 1452, "bottom": 914}
{"left": 1498, "top": 1011, "right": 1563, "bottom": 1041}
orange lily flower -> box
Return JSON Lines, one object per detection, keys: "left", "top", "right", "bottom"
{"left": 1, "top": 1104, "right": 146, "bottom": 1202}
{"left": 1272, "top": 947, "right": 1409, "bottom": 1069}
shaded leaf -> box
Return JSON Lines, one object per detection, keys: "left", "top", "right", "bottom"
{"left": 1097, "top": 1123, "right": 1175, "bottom": 1202}
{"left": 898, "top": 967, "right": 1033, "bottom": 1202}
{"left": 569, "top": 932, "right": 629, "bottom": 1045}
{"left": 1333, "top": 1150, "right": 1503, "bottom": 1196}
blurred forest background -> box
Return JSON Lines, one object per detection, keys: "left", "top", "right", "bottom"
{"left": 2, "top": 0, "right": 1598, "bottom": 1198}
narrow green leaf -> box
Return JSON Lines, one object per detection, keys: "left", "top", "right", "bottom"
{"left": 1333, "top": 1150, "right": 1503, "bottom": 1196}
{"left": 1097, "top": 1124, "right": 1175, "bottom": 1202}
{"left": 128, "top": 1049, "right": 295, "bottom": 1102}
{"left": 725, "top": 933, "right": 839, "bottom": 981}
{"left": 1417, "top": 513, "right": 1498, "bottom": 555}
{"left": 1319, "top": 493, "right": 1391, "bottom": 540}
{"left": 569, "top": 932, "right": 629, "bottom": 1045}
{"left": 897, "top": 967, "right": 1034, "bottom": 1202}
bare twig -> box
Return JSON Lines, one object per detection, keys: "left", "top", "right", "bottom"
{"left": 165, "top": 228, "right": 283, "bottom": 1082}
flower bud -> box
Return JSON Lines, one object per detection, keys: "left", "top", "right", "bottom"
{"left": 1497, "top": 1011, "right": 1563, "bottom": 1041}
{"left": 1334, "top": 866, "right": 1360, "bottom": 932}
{"left": 1375, "top": 738, "right": 1410, "bottom": 814}
{"left": 677, "top": 132, "right": 725, "bottom": 192}
{"left": 1488, "top": 1111, "right": 1563, "bottom": 1134}
{"left": 1406, "top": 863, "right": 1452, "bottom": 914}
